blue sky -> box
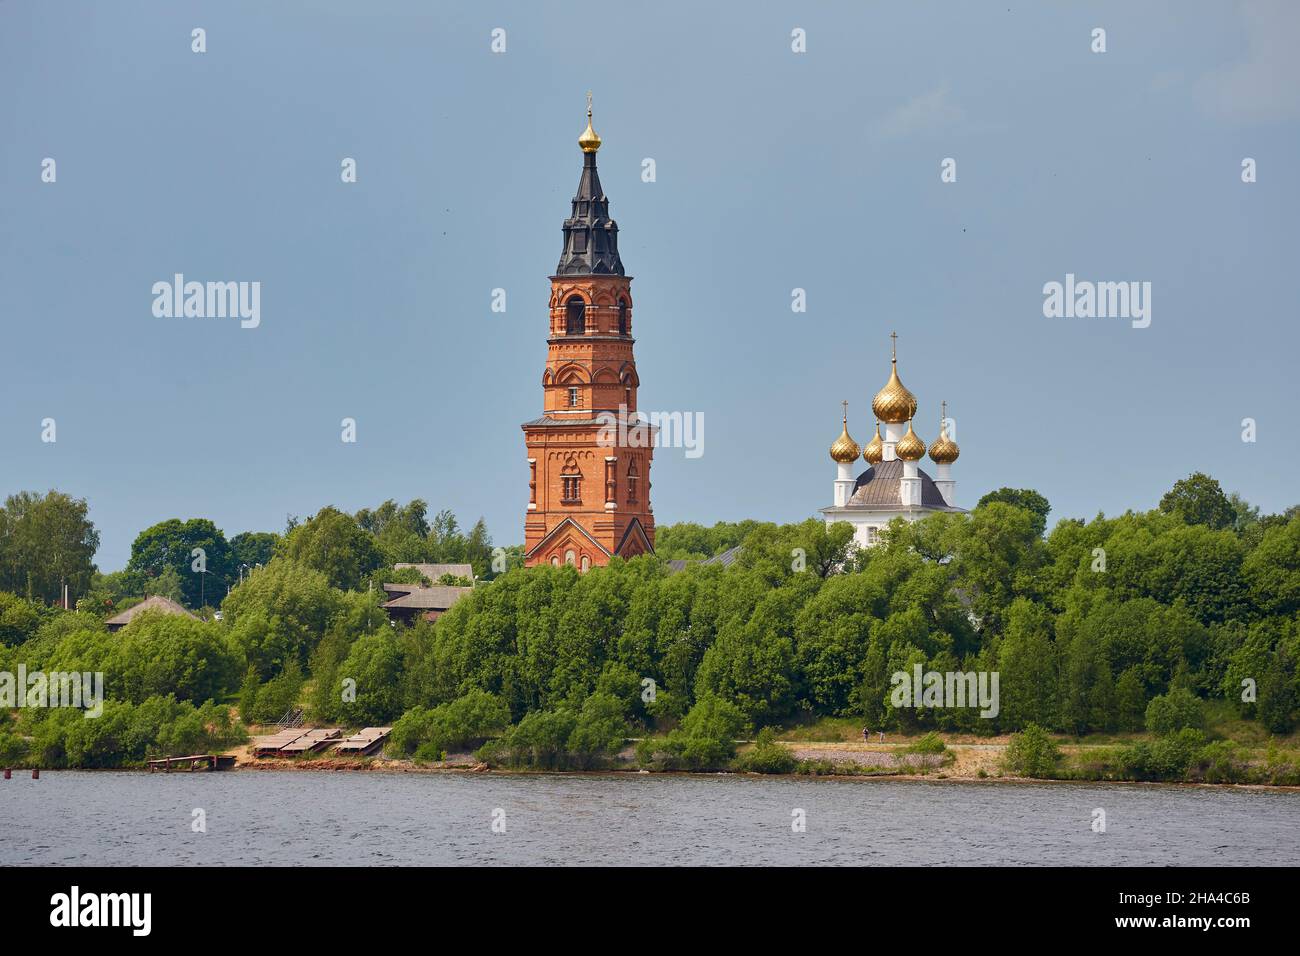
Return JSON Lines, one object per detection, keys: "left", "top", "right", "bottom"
{"left": 2, "top": 1, "right": 1297, "bottom": 570}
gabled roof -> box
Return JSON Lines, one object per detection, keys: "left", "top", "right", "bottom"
{"left": 381, "top": 585, "right": 474, "bottom": 610}
{"left": 526, "top": 517, "right": 613, "bottom": 560}
{"left": 105, "top": 595, "right": 198, "bottom": 628}
{"left": 614, "top": 517, "right": 654, "bottom": 558}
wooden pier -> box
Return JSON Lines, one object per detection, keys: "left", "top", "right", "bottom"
{"left": 334, "top": 727, "right": 392, "bottom": 755}
{"left": 148, "top": 754, "right": 237, "bottom": 772}
{"left": 278, "top": 728, "right": 342, "bottom": 755}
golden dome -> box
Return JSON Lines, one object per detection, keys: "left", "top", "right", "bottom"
{"left": 578, "top": 94, "right": 602, "bottom": 153}
{"left": 863, "top": 422, "right": 883, "bottom": 464}
{"left": 871, "top": 333, "right": 918, "bottom": 424}
{"left": 896, "top": 420, "right": 926, "bottom": 461}
{"left": 929, "top": 403, "right": 960, "bottom": 464}
{"left": 829, "top": 427, "right": 860, "bottom": 464}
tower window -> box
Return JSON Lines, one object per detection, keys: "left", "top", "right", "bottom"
{"left": 568, "top": 386, "right": 580, "bottom": 407}
{"left": 617, "top": 299, "right": 627, "bottom": 335}
{"left": 627, "top": 460, "right": 639, "bottom": 504}
{"left": 562, "top": 475, "right": 582, "bottom": 503}
{"left": 565, "top": 296, "right": 585, "bottom": 335}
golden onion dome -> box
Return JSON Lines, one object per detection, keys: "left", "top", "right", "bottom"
{"left": 871, "top": 333, "right": 918, "bottom": 424}
{"left": 863, "top": 422, "right": 884, "bottom": 464}
{"left": 896, "top": 420, "right": 926, "bottom": 461}
{"left": 578, "top": 94, "right": 602, "bottom": 153}
{"left": 829, "top": 404, "right": 860, "bottom": 463}
{"left": 929, "top": 407, "right": 960, "bottom": 464}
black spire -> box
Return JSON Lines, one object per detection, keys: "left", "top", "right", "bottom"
{"left": 555, "top": 139, "right": 624, "bottom": 276}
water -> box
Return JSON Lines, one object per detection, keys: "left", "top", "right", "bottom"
{"left": 4, "top": 770, "right": 1299, "bottom": 866}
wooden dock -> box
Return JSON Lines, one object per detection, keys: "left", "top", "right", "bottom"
{"left": 252, "top": 728, "right": 312, "bottom": 757}
{"left": 148, "top": 754, "right": 237, "bottom": 772}
{"left": 334, "top": 727, "right": 392, "bottom": 755}
{"left": 278, "top": 728, "right": 342, "bottom": 755}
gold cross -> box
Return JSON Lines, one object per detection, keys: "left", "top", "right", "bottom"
{"left": 890, "top": 330, "right": 898, "bottom": 361}
{"left": 841, "top": 399, "right": 849, "bottom": 423}
{"left": 586, "top": 90, "right": 593, "bottom": 118}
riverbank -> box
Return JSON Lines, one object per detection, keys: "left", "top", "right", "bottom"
{"left": 213, "top": 736, "right": 1300, "bottom": 790}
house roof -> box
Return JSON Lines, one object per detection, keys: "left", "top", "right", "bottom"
{"left": 666, "top": 545, "right": 742, "bottom": 574}
{"left": 381, "top": 585, "right": 474, "bottom": 610}
{"left": 105, "top": 595, "right": 198, "bottom": 627}
{"left": 394, "top": 562, "right": 474, "bottom": 582}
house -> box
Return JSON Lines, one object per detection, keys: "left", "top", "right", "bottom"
{"left": 393, "top": 562, "right": 474, "bottom": 584}
{"left": 104, "top": 595, "right": 198, "bottom": 632}
{"left": 380, "top": 583, "right": 473, "bottom": 625}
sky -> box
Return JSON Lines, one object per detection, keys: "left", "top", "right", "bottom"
{"left": 1, "top": 0, "right": 1298, "bottom": 571}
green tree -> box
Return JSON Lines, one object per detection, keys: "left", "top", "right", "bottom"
{"left": 1159, "top": 472, "right": 1235, "bottom": 530}
{"left": 278, "top": 506, "right": 382, "bottom": 590}
{"left": 126, "top": 518, "right": 232, "bottom": 608}
{"left": 0, "top": 491, "right": 100, "bottom": 603}
{"left": 976, "top": 488, "right": 1052, "bottom": 537}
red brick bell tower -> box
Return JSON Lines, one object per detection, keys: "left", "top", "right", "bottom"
{"left": 522, "top": 98, "right": 655, "bottom": 569}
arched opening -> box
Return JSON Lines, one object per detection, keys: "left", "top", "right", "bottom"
{"left": 565, "top": 549, "right": 576, "bottom": 566}
{"left": 561, "top": 458, "right": 582, "bottom": 504}
{"left": 565, "top": 296, "right": 586, "bottom": 335}
{"left": 627, "top": 460, "right": 639, "bottom": 504}
{"left": 617, "top": 299, "right": 628, "bottom": 335}
{"left": 580, "top": 556, "right": 590, "bottom": 572}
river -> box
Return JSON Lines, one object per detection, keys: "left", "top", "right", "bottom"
{"left": 5, "top": 770, "right": 1299, "bottom": 866}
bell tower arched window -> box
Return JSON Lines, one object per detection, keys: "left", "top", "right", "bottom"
{"left": 565, "top": 296, "right": 586, "bottom": 335}
{"left": 561, "top": 457, "right": 582, "bottom": 504}
{"left": 627, "top": 460, "right": 639, "bottom": 504}
{"left": 617, "top": 299, "right": 628, "bottom": 335}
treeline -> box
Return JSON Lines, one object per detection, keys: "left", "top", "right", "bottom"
{"left": 0, "top": 492, "right": 498, "bottom": 614}
{"left": 1, "top": 472, "right": 1298, "bottom": 771}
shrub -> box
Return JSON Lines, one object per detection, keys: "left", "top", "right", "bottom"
{"left": 638, "top": 695, "right": 749, "bottom": 771}
{"left": 1004, "top": 723, "right": 1060, "bottom": 778}
{"left": 1145, "top": 688, "right": 1205, "bottom": 735}
{"left": 902, "top": 731, "right": 948, "bottom": 756}
{"left": 734, "top": 728, "right": 797, "bottom": 774}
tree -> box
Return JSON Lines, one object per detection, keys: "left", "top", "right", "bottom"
{"left": 126, "top": 518, "right": 232, "bottom": 608}
{"left": 1159, "top": 472, "right": 1235, "bottom": 530}
{"left": 229, "top": 532, "right": 279, "bottom": 573}
{"left": 221, "top": 559, "right": 341, "bottom": 677}
{"left": 976, "top": 488, "right": 1051, "bottom": 537}
{"left": 278, "top": 507, "right": 381, "bottom": 591}
{"left": 0, "top": 491, "right": 100, "bottom": 603}
{"left": 1242, "top": 516, "right": 1300, "bottom": 617}
{"left": 0, "top": 592, "right": 44, "bottom": 646}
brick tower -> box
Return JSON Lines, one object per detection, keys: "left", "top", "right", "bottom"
{"left": 522, "top": 97, "right": 655, "bottom": 569}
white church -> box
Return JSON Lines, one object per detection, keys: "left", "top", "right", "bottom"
{"left": 821, "top": 333, "right": 966, "bottom": 548}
